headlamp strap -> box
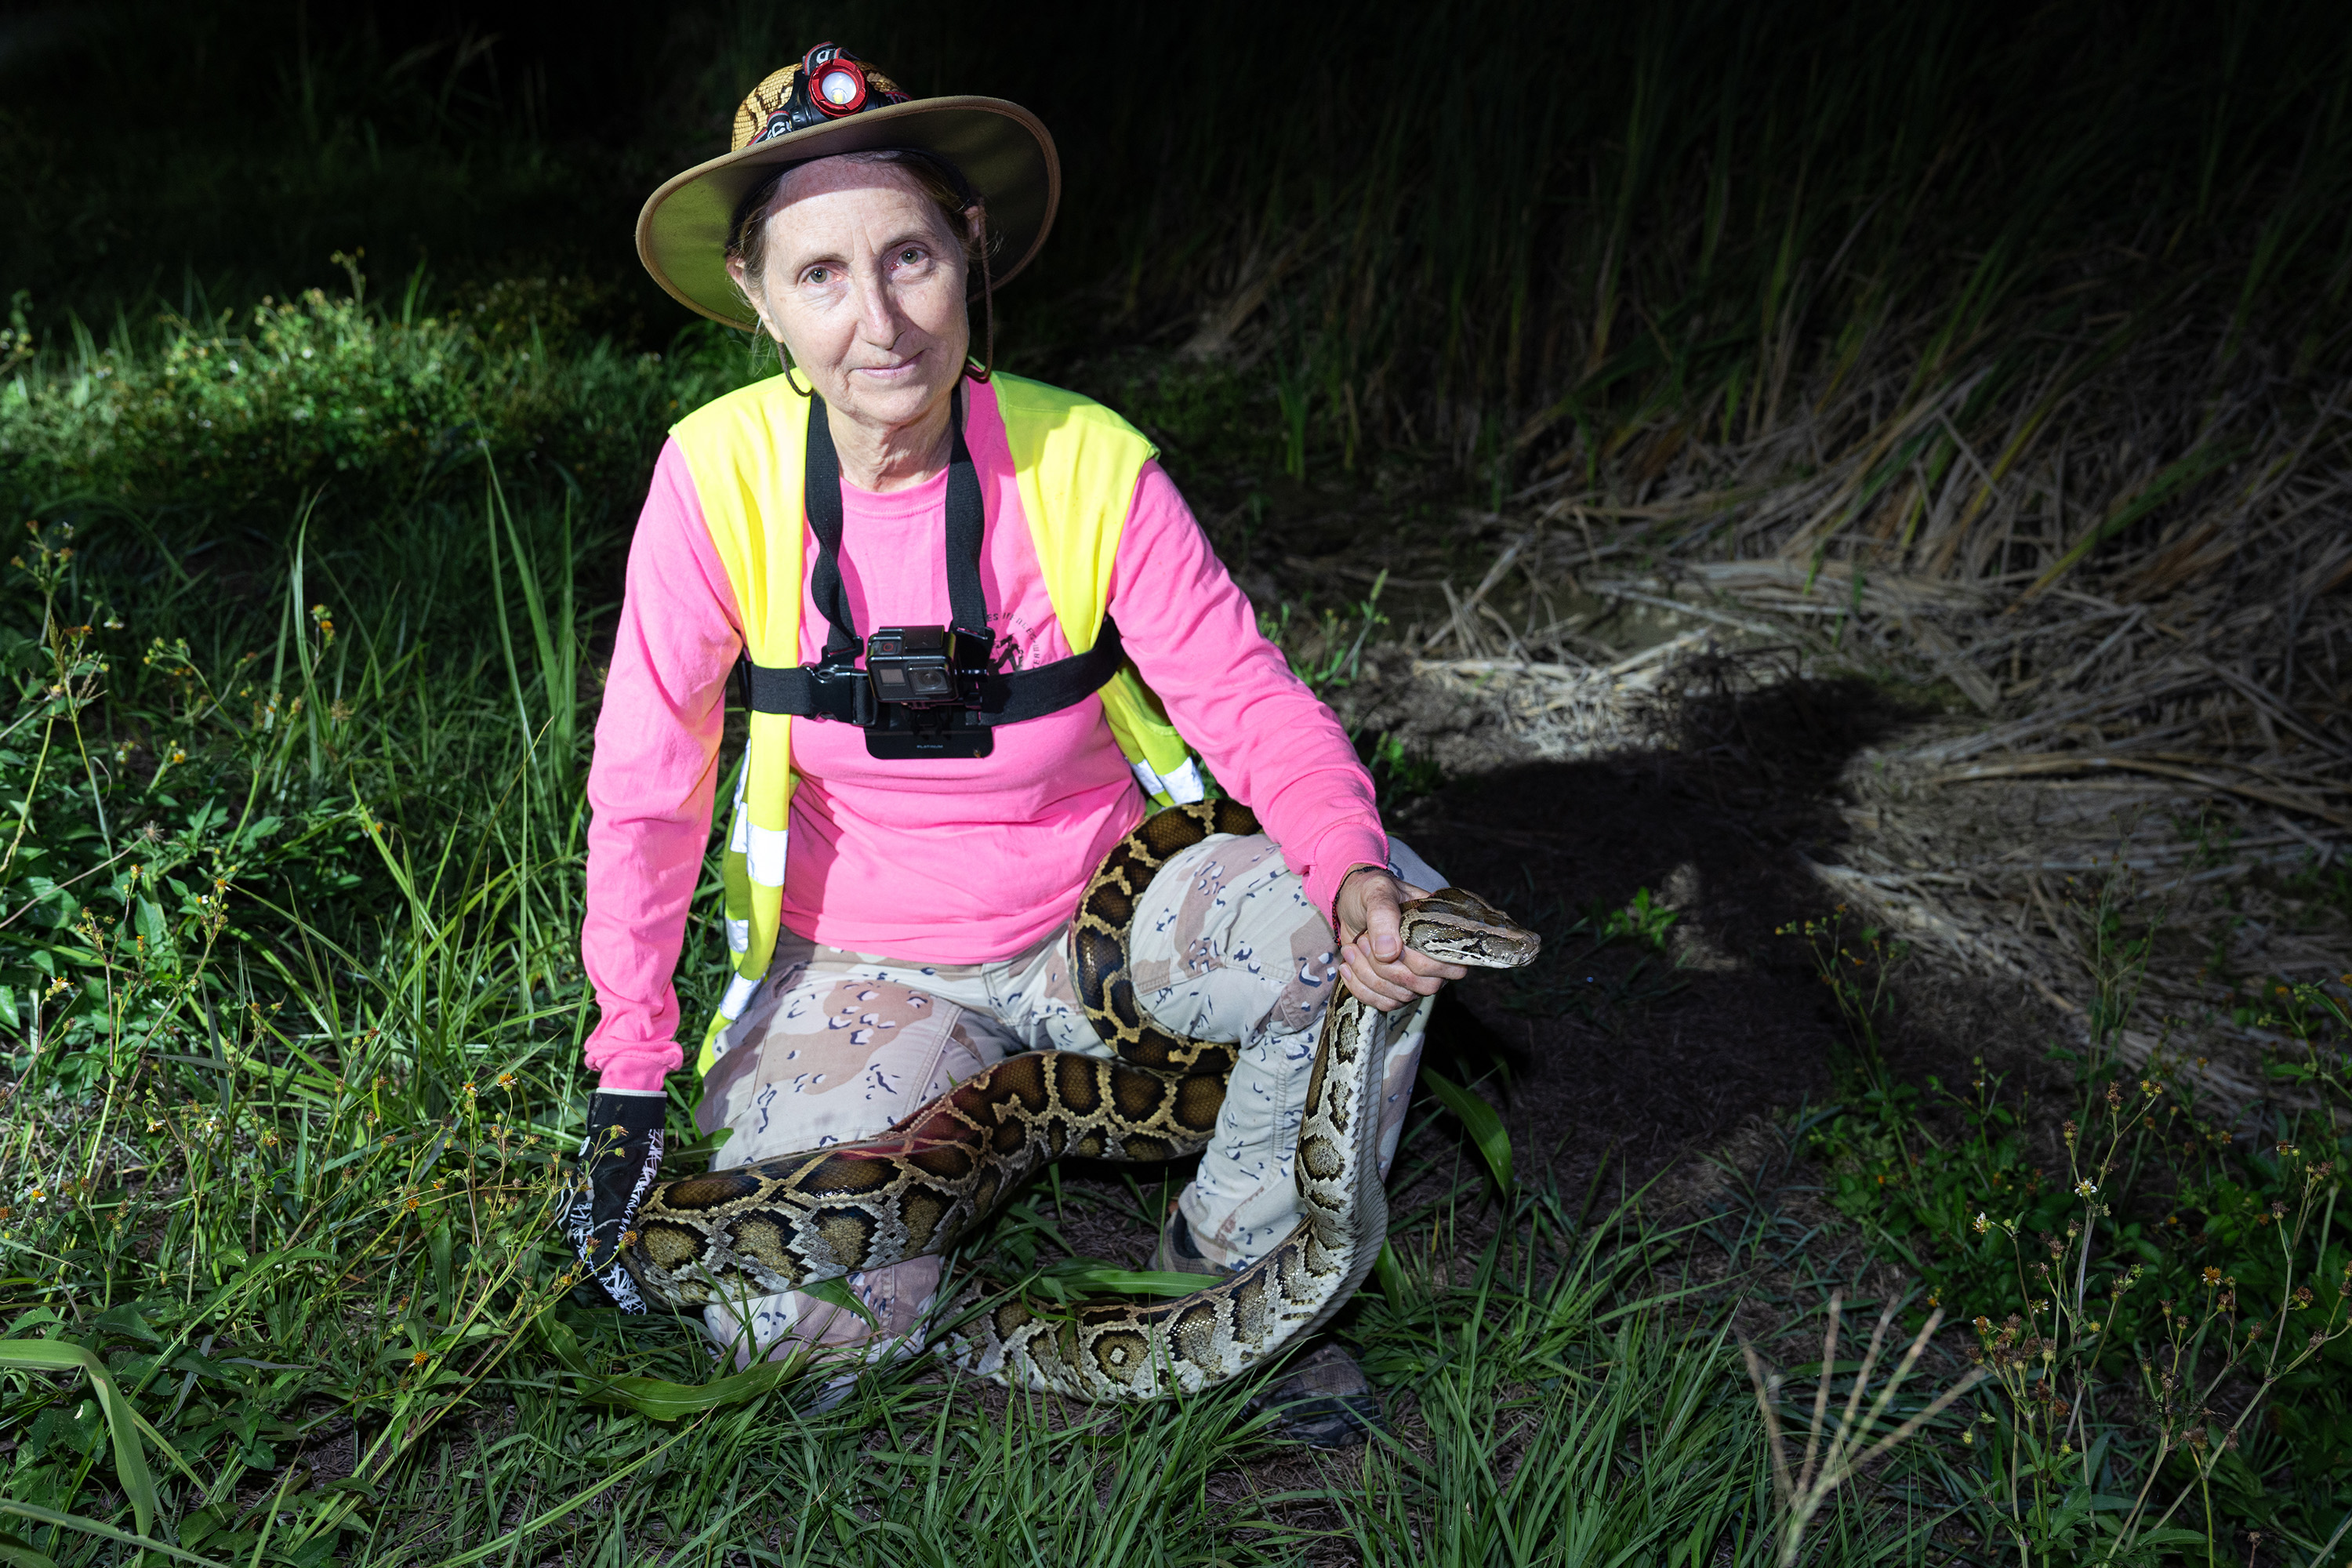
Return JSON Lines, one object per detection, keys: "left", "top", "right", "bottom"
{"left": 803, "top": 389, "right": 992, "bottom": 659}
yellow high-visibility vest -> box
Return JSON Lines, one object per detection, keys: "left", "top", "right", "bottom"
{"left": 670, "top": 372, "right": 1203, "bottom": 1072}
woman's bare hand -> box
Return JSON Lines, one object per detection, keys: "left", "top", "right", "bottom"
{"left": 1333, "top": 867, "right": 1467, "bottom": 1011}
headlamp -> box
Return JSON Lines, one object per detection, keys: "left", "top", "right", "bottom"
{"left": 808, "top": 52, "right": 869, "bottom": 118}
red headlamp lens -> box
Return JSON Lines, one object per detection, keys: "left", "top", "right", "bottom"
{"left": 811, "top": 59, "right": 868, "bottom": 117}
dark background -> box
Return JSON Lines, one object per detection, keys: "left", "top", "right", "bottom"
{"left": 11, "top": 0, "right": 2350, "bottom": 433}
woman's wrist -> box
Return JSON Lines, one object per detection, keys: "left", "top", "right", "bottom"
{"left": 1330, "top": 862, "right": 1388, "bottom": 932}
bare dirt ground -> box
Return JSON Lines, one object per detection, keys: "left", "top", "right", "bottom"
{"left": 1046, "top": 571, "right": 2347, "bottom": 1268}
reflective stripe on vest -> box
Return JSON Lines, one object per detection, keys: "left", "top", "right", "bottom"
{"left": 669, "top": 372, "right": 1203, "bottom": 1074}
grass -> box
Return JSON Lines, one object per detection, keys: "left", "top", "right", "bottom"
{"left": 0, "top": 467, "right": 1958, "bottom": 1563}
{"left": 1788, "top": 891, "right": 2352, "bottom": 1560}
{"left": 5, "top": 0, "right": 2352, "bottom": 1561}
{"left": 0, "top": 944, "right": 1913, "bottom": 1568}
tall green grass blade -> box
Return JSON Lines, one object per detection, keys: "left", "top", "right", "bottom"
{"left": 2022, "top": 440, "right": 2249, "bottom": 600}
{"left": 543, "top": 1311, "right": 811, "bottom": 1420}
{"left": 799, "top": 1274, "right": 880, "bottom": 1326}
{"left": 0, "top": 1530, "right": 58, "bottom": 1568}
{"left": 1033, "top": 1260, "right": 1219, "bottom": 1298}
{"left": 0, "top": 1503, "right": 223, "bottom": 1568}
{"left": 1421, "top": 1067, "right": 1513, "bottom": 1192}
{"left": 575, "top": 1360, "right": 800, "bottom": 1422}
{"left": 0, "top": 1340, "right": 164, "bottom": 1548}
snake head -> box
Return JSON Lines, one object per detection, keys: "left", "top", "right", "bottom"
{"left": 1399, "top": 887, "right": 1544, "bottom": 971}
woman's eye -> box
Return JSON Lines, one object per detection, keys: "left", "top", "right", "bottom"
{"left": 898, "top": 248, "right": 924, "bottom": 267}
{"left": 804, "top": 267, "right": 832, "bottom": 285}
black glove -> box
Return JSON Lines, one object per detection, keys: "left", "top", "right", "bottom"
{"left": 558, "top": 1092, "right": 667, "bottom": 1312}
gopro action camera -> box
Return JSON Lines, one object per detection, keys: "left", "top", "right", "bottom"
{"left": 860, "top": 625, "right": 996, "bottom": 758}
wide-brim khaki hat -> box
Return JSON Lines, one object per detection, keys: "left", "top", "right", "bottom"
{"left": 637, "top": 43, "right": 1059, "bottom": 332}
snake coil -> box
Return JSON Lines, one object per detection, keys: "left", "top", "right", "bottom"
{"left": 621, "top": 800, "right": 1539, "bottom": 1399}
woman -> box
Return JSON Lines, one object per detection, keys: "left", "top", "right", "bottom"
{"left": 568, "top": 45, "right": 1461, "bottom": 1446}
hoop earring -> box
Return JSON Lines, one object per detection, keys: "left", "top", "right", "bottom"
{"left": 782, "top": 356, "right": 812, "bottom": 397}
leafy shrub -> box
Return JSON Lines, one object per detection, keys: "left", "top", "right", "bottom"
{"left": 0, "top": 264, "right": 773, "bottom": 522}
{"left": 0, "top": 524, "right": 380, "bottom": 1091}
{"left": 4, "top": 267, "right": 474, "bottom": 510}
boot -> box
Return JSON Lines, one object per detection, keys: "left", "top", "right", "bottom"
{"left": 1250, "top": 1341, "right": 1385, "bottom": 1449}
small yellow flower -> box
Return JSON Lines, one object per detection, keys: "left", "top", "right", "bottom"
{"left": 2203, "top": 1266, "right": 2223, "bottom": 1286}
{"left": 410, "top": 1351, "right": 429, "bottom": 1368}
{"left": 2075, "top": 1180, "right": 2098, "bottom": 1198}
{"left": 1973, "top": 1212, "right": 1990, "bottom": 1234}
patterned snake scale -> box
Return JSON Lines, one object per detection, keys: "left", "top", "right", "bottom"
{"left": 622, "top": 800, "right": 1540, "bottom": 1400}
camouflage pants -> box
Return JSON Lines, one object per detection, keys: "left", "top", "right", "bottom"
{"left": 691, "top": 830, "right": 1441, "bottom": 1370}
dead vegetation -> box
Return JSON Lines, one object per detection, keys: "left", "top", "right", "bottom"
{"left": 1262, "top": 318, "right": 2352, "bottom": 1124}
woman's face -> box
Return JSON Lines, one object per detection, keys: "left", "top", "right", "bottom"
{"left": 728, "top": 157, "right": 974, "bottom": 434}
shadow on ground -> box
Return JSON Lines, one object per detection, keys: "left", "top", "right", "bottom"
{"left": 1044, "top": 673, "right": 2060, "bottom": 1276}
{"left": 1400, "top": 673, "right": 2033, "bottom": 1198}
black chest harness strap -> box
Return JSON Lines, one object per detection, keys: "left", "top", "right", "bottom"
{"left": 734, "top": 390, "right": 1127, "bottom": 742}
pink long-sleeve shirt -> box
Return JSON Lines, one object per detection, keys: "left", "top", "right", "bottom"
{"left": 581, "top": 377, "right": 1389, "bottom": 1091}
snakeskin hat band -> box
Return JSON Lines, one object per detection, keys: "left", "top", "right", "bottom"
{"left": 636, "top": 42, "right": 1060, "bottom": 332}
